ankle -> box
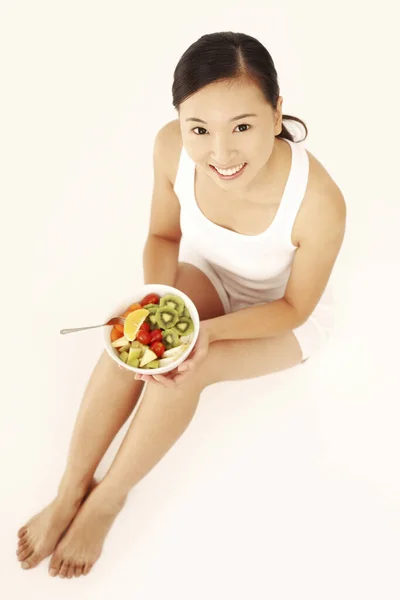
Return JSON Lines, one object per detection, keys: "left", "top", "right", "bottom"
{"left": 94, "top": 478, "right": 128, "bottom": 512}
{"left": 57, "top": 475, "right": 93, "bottom": 504}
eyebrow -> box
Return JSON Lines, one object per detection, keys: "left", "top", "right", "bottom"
{"left": 185, "top": 113, "right": 258, "bottom": 124}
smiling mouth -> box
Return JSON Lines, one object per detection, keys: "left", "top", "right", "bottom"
{"left": 210, "top": 162, "right": 247, "bottom": 177}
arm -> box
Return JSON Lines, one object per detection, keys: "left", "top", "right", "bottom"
{"left": 143, "top": 235, "right": 180, "bottom": 286}
{"left": 142, "top": 122, "right": 182, "bottom": 287}
{"left": 203, "top": 184, "right": 347, "bottom": 343}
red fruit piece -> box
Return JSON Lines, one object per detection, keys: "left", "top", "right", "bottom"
{"left": 140, "top": 293, "right": 160, "bottom": 306}
{"left": 149, "top": 329, "right": 163, "bottom": 343}
{"left": 136, "top": 330, "right": 152, "bottom": 345}
{"left": 150, "top": 341, "right": 165, "bottom": 358}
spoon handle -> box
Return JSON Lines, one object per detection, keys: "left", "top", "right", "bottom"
{"left": 60, "top": 323, "right": 106, "bottom": 334}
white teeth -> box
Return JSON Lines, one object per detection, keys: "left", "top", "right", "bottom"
{"left": 214, "top": 163, "right": 245, "bottom": 176}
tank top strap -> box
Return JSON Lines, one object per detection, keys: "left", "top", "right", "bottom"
{"left": 172, "top": 143, "right": 192, "bottom": 207}
{"left": 273, "top": 138, "right": 310, "bottom": 244}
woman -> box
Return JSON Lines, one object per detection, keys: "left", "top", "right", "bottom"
{"left": 17, "top": 31, "right": 346, "bottom": 578}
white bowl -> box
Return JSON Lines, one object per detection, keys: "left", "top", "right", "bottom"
{"left": 103, "top": 284, "right": 200, "bottom": 375}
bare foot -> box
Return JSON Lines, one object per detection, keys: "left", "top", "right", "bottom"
{"left": 17, "top": 478, "right": 97, "bottom": 570}
{"left": 48, "top": 484, "right": 126, "bottom": 578}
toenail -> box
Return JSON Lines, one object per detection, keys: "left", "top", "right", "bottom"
{"left": 21, "top": 562, "right": 30, "bottom": 569}
{"left": 49, "top": 569, "right": 57, "bottom": 576}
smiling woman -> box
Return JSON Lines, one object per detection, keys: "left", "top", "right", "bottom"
{"left": 17, "top": 31, "right": 345, "bottom": 580}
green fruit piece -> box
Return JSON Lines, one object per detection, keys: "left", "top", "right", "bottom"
{"left": 183, "top": 307, "right": 190, "bottom": 318}
{"left": 127, "top": 357, "right": 140, "bottom": 368}
{"left": 145, "top": 359, "right": 160, "bottom": 369}
{"left": 162, "top": 328, "right": 180, "bottom": 349}
{"left": 131, "top": 341, "right": 147, "bottom": 354}
{"left": 172, "top": 316, "right": 194, "bottom": 336}
{"left": 143, "top": 303, "right": 159, "bottom": 313}
{"left": 139, "top": 348, "right": 158, "bottom": 367}
{"left": 118, "top": 344, "right": 131, "bottom": 353}
{"left": 148, "top": 313, "right": 159, "bottom": 329}
{"left": 155, "top": 306, "right": 179, "bottom": 330}
{"left": 111, "top": 335, "right": 130, "bottom": 348}
{"left": 127, "top": 347, "right": 142, "bottom": 367}
{"left": 119, "top": 351, "right": 129, "bottom": 363}
{"left": 128, "top": 347, "right": 142, "bottom": 360}
{"left": 160, "top": 294, "right": 185, "bottom": 316}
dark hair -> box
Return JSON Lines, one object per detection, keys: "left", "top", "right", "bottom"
{"left": 172, "top": 31, "right": 308, "bottom": 143}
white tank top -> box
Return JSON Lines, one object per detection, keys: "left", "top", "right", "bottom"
{"left": 174, "top": 138, "right": 331, "bottom": 309}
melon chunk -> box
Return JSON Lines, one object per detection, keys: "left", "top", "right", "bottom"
{"left": 139, "top": 348, "right": 158, "bottom": 367}
{"left": 112, "top": 335, "right": 131, "bottom": 348}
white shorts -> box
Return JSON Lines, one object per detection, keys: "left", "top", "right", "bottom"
{"left": 178, "top": 242, "right": 335, "bottom": 362}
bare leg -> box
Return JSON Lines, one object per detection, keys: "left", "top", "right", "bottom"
{"left": 48, "top": 373, "right": 204, "bottom": 578}
{"left": 47, "top": 330, "right": 302, "bottom": 579}
{"left": 16, "top": 261, "right": 221, "bottom": 573}
{"left": 16, "top": 350, "right": 145, "bottom": 570}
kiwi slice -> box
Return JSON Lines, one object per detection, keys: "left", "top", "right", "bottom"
{"left": 160, "top": 294, "right": 185, "bottom": 316}
{"left": 183, "top": 307, "right": 190, "bottom": 318}
{"left": 143, "top": 303, "right": 159, "bottom": 311}
{"left": 172, "top": 316, "right": 194, "bottom": 336}
{"left": 147, "top": 313, "right": 159, "bottom": 330}
{"left": 143, "top": 304, "right": 160, "bottom": 330}
{"left": 155, "top": 306, "right": 179, "bottom": 330}
{"left": 162, "top": 328, "right": 180, "bottom": 350}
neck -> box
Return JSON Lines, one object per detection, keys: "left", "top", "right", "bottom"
{"left": 227, "top": 138, "right": 280, "bottom": 203}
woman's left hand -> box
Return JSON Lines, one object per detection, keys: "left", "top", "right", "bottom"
{"left": 134, "top": 322, "right": 212, "bottom": 388}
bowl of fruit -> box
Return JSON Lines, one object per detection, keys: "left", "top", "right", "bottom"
{"left": 103, "top": 284, "right": 200, "bottom": 375}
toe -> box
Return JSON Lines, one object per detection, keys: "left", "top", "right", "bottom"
{"left": 18, "top": 535, "right": 28, "bottom": 547}
{"left": 82, "top": 563, "right": 92, "bottom": 576}
{"left": 20, "top": 551, "right": 34, "bottom": 569}
{"left": 18, "top": 547, "right": 33, "bottom": 562}
{"left": 74, "top": 564, "right": 83, "bottom": 577}
{"left": 48, "top": 554, "right": 63, "bottom": 577}
{"left": 18, "top": 526, "right": 28, "bottom": 538}
{"left": 23, "top": 552, "right": 42, "bottom": 569}
{"left": 59, "top": 561, "right": 69, "bottom": 578}
{"left": 17, "top": 540, "right": 30, "bottom": 553}
{"left": 21, "top": 552, "right": 41, "bottom": 569}
{"left": 66, "top": 564, "right": 75, "bottom": 579}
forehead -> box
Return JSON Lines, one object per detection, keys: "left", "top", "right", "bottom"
{"left": 179, "top": 79, "right": 269, "bottom": 121}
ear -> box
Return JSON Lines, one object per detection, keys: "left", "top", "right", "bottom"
{"left": 274, "top": 96, "right": 283, "bottom": 135}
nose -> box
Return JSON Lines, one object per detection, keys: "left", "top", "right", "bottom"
{"left": 210, "top": 134, "right": 236, "bottom": 166}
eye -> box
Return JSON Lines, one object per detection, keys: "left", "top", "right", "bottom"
{"left": 191, "top": 124, "right": 252, "bottom": 135}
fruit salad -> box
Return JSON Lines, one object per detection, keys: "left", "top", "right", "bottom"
{"left": 110, "top": 293, "right": 195, "bottom": 370}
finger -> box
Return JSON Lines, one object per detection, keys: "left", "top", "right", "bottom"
{"left": 183, "top": 362, "right": 195, "bottom": 373}
{"left": 178, "top": 360, "right": 193, "bottom": 372}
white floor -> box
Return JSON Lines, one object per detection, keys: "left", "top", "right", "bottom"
{"left": 2, "top": 2, "right": 400, "bottom": 598}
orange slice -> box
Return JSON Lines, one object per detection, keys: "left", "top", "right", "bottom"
{"left": 123, "top": 308, "right": 150, "bottom": 341}
{"left": 128, "top": 303, "right": 143, "bottom": 311}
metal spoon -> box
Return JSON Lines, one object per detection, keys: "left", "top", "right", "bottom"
{"left": 60, "top": 316, "right": 125, "bottom": 335}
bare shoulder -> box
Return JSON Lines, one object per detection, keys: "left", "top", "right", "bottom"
{"left": 154, "top": 119, "right": 182, "bottom": 186}
{"left": 295, "top": 147, "right": 347, "bottom": 245}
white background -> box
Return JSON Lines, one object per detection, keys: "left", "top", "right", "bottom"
{"left": 1, "top": 1, "right": 399, "bottom": 598}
